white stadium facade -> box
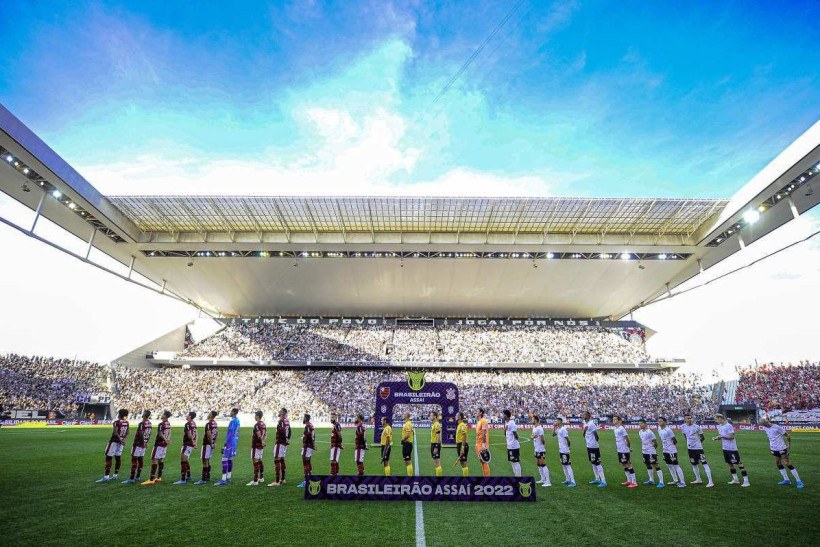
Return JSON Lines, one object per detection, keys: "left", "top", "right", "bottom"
{"left": 1, "top": 102, "right": 819, "bottom": 368}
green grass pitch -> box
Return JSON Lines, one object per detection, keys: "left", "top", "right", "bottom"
{"left": 1, "top": 426, "right": 818, "bottom": 546}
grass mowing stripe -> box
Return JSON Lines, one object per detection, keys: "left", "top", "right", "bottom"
{"left": 413, "top": 439, "right": 426, "bottom": 547}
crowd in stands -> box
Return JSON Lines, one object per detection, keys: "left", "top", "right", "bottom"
{"left": 182, "top": 323, "right": 650, "bottom": 364}
{"left": 736, "top": 360, "right": 819, "bottom": 412}
{"left": 0, "top": 354, "right": 109, "bottom": 416}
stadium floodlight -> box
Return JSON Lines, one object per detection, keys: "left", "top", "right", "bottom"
{"left": 599, "top": 253, "right": 610, "bottom": 259}
{"left": 620, "top": 252, "right": 631, "bottom": 260}
{"left": 52, "top": 190, "right": 61, "bottom": 198}
{"left": 742, "top": 209, "right": 760, "bottom": 224}
{"left": 4, "top": 155, "right": 12, "bottom": 162}
{"left": 658, "top": 253, "right": 667, "bottom": 260}
{"left": 67, "top": 202, "right": 76, "bottom": 209}
{"left": 546, "top": 252, "right": 554, "bottom": 259}
{"left": 22, "top": 167, "right": 29, "bottom": 174}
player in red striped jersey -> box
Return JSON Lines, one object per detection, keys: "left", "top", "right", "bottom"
{"left": 248, "top": 410, "right": 267, "bottom": 486}
{"left": 329, "top": 412, "right": 343, "bottom": 476}
{"left": 268, "top": 408, "right": 291, "bottom": 486}
{"left": 196, "top": 411, "right": 218, "bottom": 484}
{"left": 123, "top": 410, "right": 151, "bottom": 484}
{"left": 142, "top": 410, "right": 172, "bottom": 485}
{"left": 297, "top": 413, "right": 315, "bottom": 488}
{"left": 354, "top": 414, "right": 367, "bottom": 476}
{"left": 96, "top": 408, "right": 129, "bottom": 483}
{"left": 174, "top": 412, "right": 198, "bottom": 484}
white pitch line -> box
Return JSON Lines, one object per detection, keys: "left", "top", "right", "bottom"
{"left": 413, "top": 441, "right": 426, "bottom": 547}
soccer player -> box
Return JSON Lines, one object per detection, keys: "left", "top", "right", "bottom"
{"left": 248, "top": 410, "right": 267, "bottom": 486}
{"left": 502, "top": 409, "right": 522, "bottom": 478}
{"left": 430, "top": 411, "right": 443, "bottom": 477}
{"left": 175, "top": 411, "right": 197, "bottom": 485}
{"left": 759, "top": 417, "right": 803, "bottom": 488}
{"left": 196, "top": 411, "right": 217, "bottom": 484}
{"left": 123, "top": 410, "right": 151, "bottom": 484}
{"left": 354, "top": 414, "right": 367, "bottom": 476}
{"left": 142, "top": 410, "right": 171, "bottom": 485}
{"left": 401, "top": 412, "right": 415, "bottom": 476}
{"left": 97, "top": 408, "right": 129, "bottom": 483}
{"left": 455, "top": 412, "right": 469, "bottom": 477}
{"left": 475, "top": 408, "right": 491, "bottom": 477}
{"left": 712, "top": 413, "right": 750, "bottom": 487}
{"left": 215, "top": 408, "right": 240, "bottom": 486}
{"left": 637, "top": 419, "right": 664, "bottom": 488}
{"left": 612, "top": 416, "right": 637, "bottom": 488}
{"left": 269, "top": 408, "right": 291, "bottom": 486}
{"left": 552, "top": 417, "right": 575, "bottom": 487}
{"left": 380, "top": 416, "right": 393, "bottom": 476}
{"left": 658, "top": 417, "right": 685, "bottom": 488}
{"left": 680, "top": 413, "right": 714, "bottom": 487}
{"left": 329, "top": 412, "right": 343, "bottom": 476}
{"left": 531, "top": 415, "right": 550, "bottom": 486}
{"left": 297, "top": 413, "right": 315, "bottom": 488}
{"left": 582, "top": 411, "right": 606, "bottom": 488}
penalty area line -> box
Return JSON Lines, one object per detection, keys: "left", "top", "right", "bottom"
{"left": 413, "top": 441, "right": 426, "bottom": 547}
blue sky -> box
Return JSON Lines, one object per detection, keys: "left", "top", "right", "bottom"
{"left": 1, "top": 0, "right": 819, "bottom": 198}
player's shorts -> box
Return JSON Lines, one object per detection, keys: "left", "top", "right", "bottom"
{"left": 771, "top": 449, "right": 789, "bottom": 458}
{"left": 642, "top": 453, "right": 658, "bottom": 466}
{"left": 105, "top": 442, "right": 124, "bottom": 457}
{"left": 618, "top": 452, "right": 632, "bottom": 465}
{"left": 723, "top": 450, "right": 742, "bottom": 465}
{"left": 430, "top": 443, "right": 441, "bottom": 459}
{"left": 687, "top": 449, "right": 707, "bottom": 465}
{"left": 355, "top": 448, "right": 366, "bottom": 463}
{"left": 251, "top": 447, "right": 264, "bottom": 460}
{"left": 534, "top": 451, "right": 545, "bottom": 459}
{"left": 301, "top": 447, "right": 314, "bottom": 459}
{"left": 132, "top": 445, "right": 146, "bottom": 458}
{"left": 381, "top": 445, "right": 392, "bottom": 463}
{"left": 180, "top": 445, "right": 194, "bottom": 457}
{"left": 274, "top": 443, "right": 288, "bottom": 459}
{"left": 401, "top": 441, "right": 413, "bottom": 461}
{"left": 477, "top": 448, "right": 491, "bottom": 464}
{"left": 456, "top": 443, "right": 469, "bottom": 462}
{"left": 151, "top": 445, "right": 168, "bottom": 460}
{"left": 559, "top": 452, "right": 571, "bottom": 466}
{"left": 663, "top": 452, "right": 679, "bottom": 465}
{"left": 201, "top": 445, "right": 213, "bottom": 460}
{"left": 329, "top": 446, "right": 342, "bottom": 462}
{"left": 507, "top": 448, "right": 520, "bottom": 463}
{"left": 586, "top": 447, "right": 601, "bottom": 465}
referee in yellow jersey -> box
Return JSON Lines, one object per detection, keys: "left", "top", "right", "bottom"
{"left": 455, "top": 412, "right": 469, "bottom": 476}
{"left": 430, "top": 411, "right": 443, "bottom": 476}
{"left": 380, "top": 416, "right": 393, "bottom": 476}
{"left": 401, "top": 412, "right": 414, "bottom": 476}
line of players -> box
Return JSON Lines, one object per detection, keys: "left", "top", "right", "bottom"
{"left": 95, "top": 407, "right": 805, "bottom": 490}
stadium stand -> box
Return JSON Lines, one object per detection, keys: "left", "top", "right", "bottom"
{"left": 735, "top": 361, "right": 820, "bottom": 412}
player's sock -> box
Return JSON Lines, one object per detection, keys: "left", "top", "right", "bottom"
{"left": 511, "top": 462, "right": 521, "bottom": 478}
{"left": 703, "top": 464, "right": 712, "bottom": 483}
{"left": 259, "top": 461, "right": 265, "bottom": 482}
{"left": 130, "top": 457, "right": 138, "bottom": 480}
{"left": 461, "top": 466, "right": 469, "bottom": 477}
{"left": 628, "top": 468, "right": 636, "bottom": 483}
{"left": 331, "top": 461, "right": 338, "bottom": 476}
{"left": 150, "top": 462, "right": 158, "bottom": 480}
{"left": 595, "top": 465, "right": 605, "bottom": 483}
{"left": 692, "top": 466, "right": 701, "bottom": 481}
{"left": 543, "top": 465, "right": 550, "bottom": 484}
{"left": 566, "top": 466, "right": 575, "bottom": 483}
{"left": 227, "top": 459, "right": 234, "bottom": 480}
{"left": 667, "top": 466, "right": 678, "bottom": 483}
{"left": 435, "top": 466, "right": 442, "bottom": 477}
{"left": 275, "top": 459, "right": 281, "bottom": 483}
{"left": 562, "top": 465, "right": 569, "bottom": 482}
{"left": 788, "top": 466, "right": 801, "bottom": 482}
{"left": 157, "top": 461, "right": 164, "bottom": 479}
{"left": 136, "top": 457, "right": 144, "bottom": 479}
{"left": 740, "top": 468, "right": 749, "bottom": 484}
{"left": 221, "top": 459, "right": 229, "bottom": 481}
{"left": 730, "top": 469, "right": 738, "bottom": 482}
{"left": 406, "top": 463, "right": 414, "bottom": 476}
{"left": 656, "top": 469, "right": 664, "bottom": 484}
{"left": 647, "top": 468, "right": 655, "bottom": 482}
{"left": 384, "top": 465, "right": 391, "bottom": 476}
{"left": 778, "top": 465, "right": 788, "bottom": 480}
{"left": 357, "top": 463, "right": 364, "bottom": 476}
{"left": 114, "top": 456, "right": 122, "bottom": 475}
{"left": 104, "top": 456, "right": 112, "bottom": 478}
{"left": 676, "top": 465, "right": 685, "bottom": 482}
{"left": 481, "top": 463, "right": 490, "bottom": 477}
{"left": 304, "top": 459, "right": 312, "bottom": 481}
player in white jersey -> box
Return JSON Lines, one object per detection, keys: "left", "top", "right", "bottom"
{"left": 612, "top": 416, "right": 637, "bottom": 488}
{"left": 552, "top": 417, "right": 576, "bottom": 487}
{"left": 637, "top": 419, "right": 664, "bottom": 488}
{"left": 657, "top": 417, "right": 685, "bottom": 488}
{"left": 712, "top": 414, "right": 749, "bottom": 487}
{"left": 581, "top": 411, "right": 606, "bottom": 488}
{"left": 530, "top": 415, "right": 551, "bottom": 487}
{"left": 502, "top": 410, "right": 521, "bottom": 477}
{"left": 759, "top": 417, "right": 803, "bottom": 488}
{"left": 680, "top": 414, "right": 713, "bottom": 487}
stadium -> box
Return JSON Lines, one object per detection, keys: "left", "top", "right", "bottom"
{"left": 1, "top": 3, "right": 820, "bottom": 547}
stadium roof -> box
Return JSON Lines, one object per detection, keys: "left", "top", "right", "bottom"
{"left": 1, "top": 103, "right": 819, "bottom": 319}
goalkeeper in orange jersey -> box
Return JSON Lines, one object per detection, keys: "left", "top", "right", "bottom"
{"left": 475, "top": 407, "right": 491, "bottom": 477}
